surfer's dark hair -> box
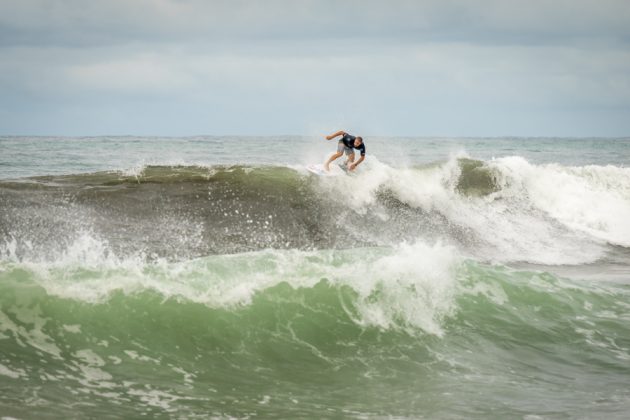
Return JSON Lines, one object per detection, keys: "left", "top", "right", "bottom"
{"left": 356, "top": 136, "right": 363, "bottom": 143}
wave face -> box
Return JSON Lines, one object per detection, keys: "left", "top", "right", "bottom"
{"left": 1, "top": 244, "right": 629, "bottom": 418}
{"left": 1, "top": 157, "right": 629, "bottom": 265}
{"left": 1, "top": 154, "right": 630, "bottom": 418}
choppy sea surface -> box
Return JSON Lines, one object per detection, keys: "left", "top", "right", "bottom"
{"left": 1, "top": 136, "right": 629, "bottom": 418}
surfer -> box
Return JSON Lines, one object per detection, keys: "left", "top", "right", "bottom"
{"left": 324, "top": 130, "right": 366, "bottom": 172}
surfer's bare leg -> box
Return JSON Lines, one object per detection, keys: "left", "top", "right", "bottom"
{"left": 345, "top": 153, "right": 355, "bottom": 166}
{"left": 325, "top": 152, "right": 343, "bottom": 171}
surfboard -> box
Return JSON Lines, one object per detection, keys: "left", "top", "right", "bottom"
{"left": 306, "top": 163, "right": 345, "bottom": 176}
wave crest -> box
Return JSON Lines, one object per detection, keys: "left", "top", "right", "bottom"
{"left": 1, "top": 157, "right": 629, "bottom": 266}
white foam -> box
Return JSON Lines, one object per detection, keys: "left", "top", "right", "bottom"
{"left": 127, "top": 387, "right": 186, "bottom": 412}
{"left": 0, "top": 304, "right": 62, "bottom": 359}
{"left": 120, "top": 162, "right": 147, "bottom": 178}
{"left": 337, "top": 241, "right": 459, "bottom": 336}
{"left": 74, "top": 349, "right": 106, "bottom": 367}
{"left": 0, "top": 363, "right": 25, "bottom": 379}
{"left": 4, "top": 236, "right": 462, "bottom": 335}
{"left": 0, "top": 236, "right": 18, "bottom": 261}
{"left": 124, "top": 350, "right": 161, "bottom": 365}
{"left": 170, "top": 365, "right": 196, "bottom": 385}
{"left": 314, "top": 154, "right": 623, "bottom": 264}
{"left": 62, "top": 324, "right": 82, "bottom": 333}
{"left": 492, "top": 157, "right": 630, "bottom": 247}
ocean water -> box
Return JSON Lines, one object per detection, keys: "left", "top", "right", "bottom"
{"left": 0, "top": 136, "right": 629, "bottom": 418}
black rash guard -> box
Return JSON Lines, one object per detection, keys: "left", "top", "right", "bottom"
{"left": 341, "top": 133, "right": 366, "bottom": 156}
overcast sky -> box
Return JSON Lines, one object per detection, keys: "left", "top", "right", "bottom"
{"left": 1, "top": 0, "right": 629, "bottom": 136}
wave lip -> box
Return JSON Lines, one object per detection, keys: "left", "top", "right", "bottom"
{"left": 1, "top": 240, "right": 460, "bottom": 336}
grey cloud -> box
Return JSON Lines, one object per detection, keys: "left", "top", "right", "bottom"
{"left": 1, "top": 0, "right": 629, "bottom": 136}
{"left": 1, "top": 0, "right": 629, "bottom": 48}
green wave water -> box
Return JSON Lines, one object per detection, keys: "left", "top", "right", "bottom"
{"left": 1, "top": 246, "right": 629, "bottom": 418}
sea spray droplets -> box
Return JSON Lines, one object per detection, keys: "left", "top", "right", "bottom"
{"left": 2, "top": 159, "right": 628, "bottom": 264}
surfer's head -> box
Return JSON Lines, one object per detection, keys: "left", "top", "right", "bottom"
{"left": 354, "top": 136, "right": 363, "bottom": 147}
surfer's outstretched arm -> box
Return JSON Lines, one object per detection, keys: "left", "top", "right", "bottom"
{"left": 325, "top": 130, "right": 346, "bottom": 140}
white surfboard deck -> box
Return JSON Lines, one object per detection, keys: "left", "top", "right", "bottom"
{"left": 306, "top": 163, "right": 345, "bottom": 176}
